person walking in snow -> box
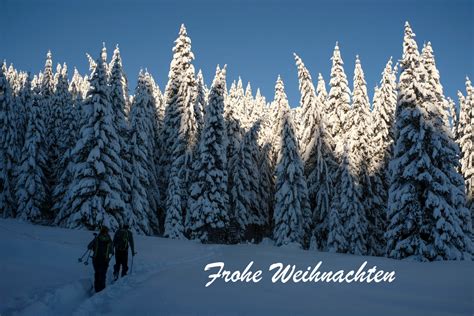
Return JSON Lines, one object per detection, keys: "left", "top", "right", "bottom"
{"left": 113, "top": 224, "right": 136, "bottom": 280}
{"left": 88, "top": 226, "right": 114, "bottom": 293}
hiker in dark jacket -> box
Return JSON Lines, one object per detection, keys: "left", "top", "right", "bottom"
{"left": 88, "top": 226, "right": 114, "bottom": 293}
{"left": 113, "top": 224, "right": 135, "bottom": 280}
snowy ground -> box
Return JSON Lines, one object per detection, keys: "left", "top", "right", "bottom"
{"left": 0, "top": 219, "right": 472, "bottom": 316}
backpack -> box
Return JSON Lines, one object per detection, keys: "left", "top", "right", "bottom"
{"left": 93, "top": 234, "right": 112, "bottom": 260}
{"left": 115, "top": 229, "right": 129, "bottom": 251}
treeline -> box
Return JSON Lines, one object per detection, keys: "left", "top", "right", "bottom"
{"left": 0, "top": 22, "right": 472, "bottom": 261}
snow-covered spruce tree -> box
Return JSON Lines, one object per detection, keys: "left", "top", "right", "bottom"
{"left": 54, "top": 50, "right": 126, "bottom": 231}
{"left": 146, "top": 71, "right": 165, "bottom": 185}
{"left": 144, "top": 71, "right": 163, "bottom": 224}
{"left": 69, "top": 68, "right": 85, "bottom": 134}
{"left": 164, "top": 70, "right": 199, "bottom": 239}
{"left": 15, "top": 72, "right": 30, "bottom": 149}
{"left": 294, "top": 53, "right": 337, "bottom": 250}
{"left": 225, "top": 79, "right": 245, "bottom": 164}
{"left": 258, "top": 142, "right": 274, "bottom": 232}
{"left": 328, "top": 141, "right": 367, "bottom": 254}
{"left": 52, "top": 68, "right": 86, "bottom": 216}
{"left": 40, "top": 51, "right": 56, "bottom": 217}
{"left": 350, "top": 55, "right": 385, "bottom": 256}
{"left": 421, "top": 42, "right": 451, "bottom": 128}
{"left": 255, "top": 94, "right": 274, "bottom": 229}
{"left": 127, "top": 71, "right": 161, "bottom": 235}
{"left": 41, "top": 51, "right": 55, "bottom": 138}
{"left": 225, "top": 81, "right": 246, "bottom": 233}
{"left": 0, "top": 63, "right": 19, "bottom": 218}
{"left": 15, "top": 78, "right": 49, "bottom": 222}
{"left": 446, "top": 97, "right": 458, "bottom": 134}
{"left": 457, "top": 77, "right": 473, "bottom": 224}
{"left": 327, "top": 42, "right": 351, "bottom": 155}
{"left": 254, "top": 88, "right": 266, "bottom": 121}
{"left": 187, "top": 66, "right": 229, "bottom": 243}
{"left": 270, "top": 76, "right": 292, "bottom": 170}
{"left": 316, "top": 73, "right": 329, "bottom": 118}
{"left": 50, "top": 65, "right": 79, "bottom": 219}
{"left": 386, "top": 22, "right": 472, "bottom": 261}
{"left": 153, "top": 75, "right": 165, "bottom": 127}
{"left": 50, "top": 64, "right": 74, "bottom": 177}
{"left": 273, "top": 89, "right": 311, "bottom": 248}
{"left": 109, "top": 45, "right": 133, "bottom": 222}
{"left": 244, "top": 82, "right": 255, "bottom": 126}
{"left": 371, "top": 58, "right": 397, "bottom": 188}
{"left": 194, "top": 70, "right": 206, "bottom": 139}
{"left": 229, "top": 121, "right": 267, "bottom": 241}
{"left": 160, "top": 24, "right": 197, "bottom": 220}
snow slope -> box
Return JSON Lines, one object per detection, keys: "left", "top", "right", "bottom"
{"left": 0, "top": 219, "right": 472, "bottom": 316}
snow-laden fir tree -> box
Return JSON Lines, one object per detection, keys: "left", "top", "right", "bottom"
{"left": 270, "top": 76, "right": 292, "bottom": 170}
{"left": 153, "top": 75, "right": 165, "bottom": 127}
{"left": 457, "top": 77, "right": 473, "bottom": 225}
{"left": 386, "top": 22, "right": 472, "bottom": 261}
{"left": 146, "top": 72, "right": 165, "bottom": 187}
{"left": 41, "top": 51, "right": 55, "bottom": 139}
{"left": 15, "top": 78, "right": 49, "bottom": 222}
{"left": 164, "top": 69, "right": 199, "bottom": 239}
{"left": 225, "top": 80, "right": 246, "bottom": 225}
{"left": 54, "top": 49, "right": 126, "bottom": 230}
{"left": 160, "top": 24, "right": 197, "bottom": 217}
{"left": 371, "top": 57, "right": 398, "bottom": 189}
{"left": 327, "top": 42, "right": 351, "bottom": 155}
{"left": 254, "top": 88, "right": 266, "bottom": 121}
{"left": 225, "top": 79, "right": 245, "bottom": 164}
{"left": 421, "top": 42, "right": 451, "bottom": 128}
{"left": 128, "top": 71, "right": 161, "bottom": 235}
{"left": 0, "top": 63, "right": 19, "bottom": 217}
{"left": 244, "top": 82, "right": 255, "bottom": 126}
{"left": 229, "top": 121, "right": 267, "bottom": 241}
{"left": 50, "top": 64, "right": 74, "bottom": 178}
{"left": 50, "top": 65, "right": 78, "bottom": 219}
{"left": 294, "top": 53, "right": 337, "bottom": 250}
{"left": 328, "top": 140, "right": 367, "bottom": 254}
{"left": 272, "top": 81, "right": 311, "bottom": 247}
{"left": 52, "top": 68, "right": 86, "bottom": 216}
{"left": 40, "top": 51, "right": 56, "bottom": 215}
{"left": 187, "top": 66, "right": 229, "bottom": 243}
{"left": 350, "top": 55, "right": 385, "bottom": 255}
{"left": 70, "top": 68, "right": 84, "bottom": 101}
{"left": 69, "top": 68, "right": 85, "bottom": 133}
{"left": 194, "top": 70, "right": 206, "bottom": 138}
{"left": 316, "top": 72, "right": 329, "bottom": 118}
{"left": 255, "top": 95, "right": 274, "bottom": 229}
{"left": 109, "top": 45, "right": 133, "bottom": 221}
{"left": 446, "top": 97, "right": 458, "bottom": 134}
{"left": 14, "top": 72, "right": 30, "bottom": 148}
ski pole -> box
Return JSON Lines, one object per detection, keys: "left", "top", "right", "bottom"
{"left": 84, "top": 250, "right": 92, "bottom": 266}
{"left": 78, "top": 248, "right": 90, "bottom": 263}
{"left": 130, "top": 253, "right": 134, "bottom": 275}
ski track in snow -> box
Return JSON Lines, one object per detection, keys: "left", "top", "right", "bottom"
{"left": 4, "top": 235, "right": 221, "bottom": 316}
{"left": 72, "top": 246, "right": 221, "bottom": 315}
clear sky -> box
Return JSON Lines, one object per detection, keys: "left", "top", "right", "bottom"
{"left": 2, "top": 0, "right": 473, "bottom": 107}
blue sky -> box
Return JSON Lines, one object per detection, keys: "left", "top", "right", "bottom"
{"left": 2, "top": 0, "right": 473, "bottom": 106}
